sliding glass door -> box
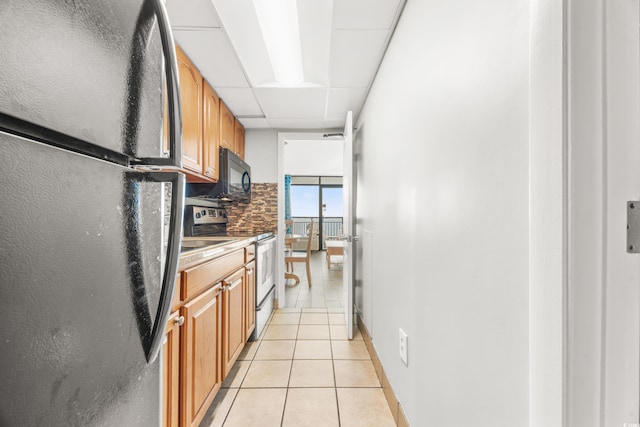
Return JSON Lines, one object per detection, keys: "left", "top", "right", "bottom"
{"left": 321, "top": 185, "right": 343, "bottom": 247}
{"left": 289, "top": 176, "right": 343, "bottom": 250}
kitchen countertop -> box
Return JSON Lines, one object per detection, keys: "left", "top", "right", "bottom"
{"left": 178, "top": 232, "right": 273, "bottom": 270}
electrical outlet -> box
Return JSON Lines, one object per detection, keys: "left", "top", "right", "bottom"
{"left": 399, "top": 329, "right": 408, "bottom": 366}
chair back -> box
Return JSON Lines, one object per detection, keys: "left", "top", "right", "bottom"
{"left": 305, "top": 221, "right": 315, "bottom": 255}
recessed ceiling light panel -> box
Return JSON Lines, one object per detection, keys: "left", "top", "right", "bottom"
{"left": 253, "top": 0, "right": 304, "bottom": 85}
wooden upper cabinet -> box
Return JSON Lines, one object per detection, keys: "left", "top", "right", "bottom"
{"left": 202, "top": 81, "right": 220, "bottom": 180}
{"left": 234, "top": 119, "right": 245, "bottom": 159}
{"left": 176, "top": 46, "right": 203, "bottom": 174}
{"left": 219, "top": 99, "right": 234, "bottom": 152}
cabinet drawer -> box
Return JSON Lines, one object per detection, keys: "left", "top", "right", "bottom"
{"left": 183, "top": 249, "right": 244, "bottom": 301}
{"left": 244, "top": 244, "right": 255, "bottom": 263}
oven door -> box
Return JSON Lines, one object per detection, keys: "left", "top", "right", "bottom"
{"left": 256, "top": 236, "right": 276, "bottom": 304}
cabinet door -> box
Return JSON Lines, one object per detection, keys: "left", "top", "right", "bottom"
{"left": 176, "top": 46, "right": 203, "bottom": 174}
{"left": 181, "top": 285, "right": 222, "bottom": 427}
{"left": 234, "top": 119, "right": 245, "bottom": 159}
{"left": 163, "top": 311, "right": 181, "bottom": 427}
{"left": 202, "top": 81, "right": 219, "bottom": 180}
{"left": 245, "top": 261, "right": 255, "bottom": 339}
{"left": 219, "top": 99, "right": 234, "bottom": 152}
{"left": 223, "top": 268, "right": 245, "bottom": 377}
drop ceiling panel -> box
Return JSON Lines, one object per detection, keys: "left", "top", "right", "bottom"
{"left": 215, "top": 88, "right": 263, "bottom": 116}
{"left": 254, "top": 88, "right": 327, "bottom": 118}
{"left": 172, "top": 29, "right": 249, "bottom": 88}
{"left": 326, "top": 88, "right": 367, "bottom": 119}
{"left": 329, "top": 30, "right": 389, "bottom": 87}
{"left": 211, "top": 0, "right": 275, "bottom": 87}
{"left": 237, "top": 117, "right": 271, "bottom": 128}
{"left": 166, "top": 0, "right": 221, "bottom": 28}
{"left": 332, "top": 0, "right": 402, "bottom": 30}
{"left": 268, "top": 118, "right": 326, "bottom": 129}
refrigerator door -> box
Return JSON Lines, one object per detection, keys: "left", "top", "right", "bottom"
{"left": 0, "top": 131, "right": 183, "bottom": 426}
{"left": 0, "top": 0, "right": 181, "bottom": 164}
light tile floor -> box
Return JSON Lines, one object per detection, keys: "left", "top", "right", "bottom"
{"left": 201, "top": 251, "right": 396, "bottom": 427}
{"left": 284, "top": 251, "right": 344, "bottom": 309}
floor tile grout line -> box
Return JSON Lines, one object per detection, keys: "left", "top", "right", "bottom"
{"left": 278, "top": 319, "right": 300, "bottom": 427}
{"left": 330, "top": 328, "right": 342, "bottom": 426}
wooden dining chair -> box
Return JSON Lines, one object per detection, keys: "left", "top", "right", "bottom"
{"left": 284, "top": 219, "right": 294, "bottom": 272}
{"left": 285, "top": 221, "right": 314, "bottom": 287}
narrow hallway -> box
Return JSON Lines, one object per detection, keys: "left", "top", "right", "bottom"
{"left": 201, "top": 252, "right": 396, "bottom": 426}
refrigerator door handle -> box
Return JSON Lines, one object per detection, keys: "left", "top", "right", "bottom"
{"left": 144, "top": 171, "right": 185, "bottom": 362}
{"left": 133, "top": 0, "right": 182, "bottom": 168}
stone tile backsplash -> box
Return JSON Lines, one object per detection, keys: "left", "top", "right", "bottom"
{"left": 225, "top": 183, "right": 278, "bottom": 233}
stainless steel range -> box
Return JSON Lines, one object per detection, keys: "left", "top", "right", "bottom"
{"left": 183, "top": 196, "right": 275, "bottom": 340}
{"left": 253, "top": 234, "right": 276, "bottom": 340}
{"left": 183, "top": 197, "right": 228, "bottom": 237}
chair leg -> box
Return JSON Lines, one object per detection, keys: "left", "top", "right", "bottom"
{"left": 306, "top": 261, "right": 312, "bottom": 287}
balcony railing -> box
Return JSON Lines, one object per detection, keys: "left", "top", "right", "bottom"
{"left": 289, "top": 217, "right": 343, "bottom": 250}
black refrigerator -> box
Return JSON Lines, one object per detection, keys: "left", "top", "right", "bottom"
{"left": 0, "top": 1, "right": 184, "bottom": 425}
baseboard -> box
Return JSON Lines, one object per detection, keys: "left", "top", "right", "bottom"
{"left": 356, "top": 315, "right": 411, "bottom": 427}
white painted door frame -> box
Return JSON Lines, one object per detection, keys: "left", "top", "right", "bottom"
{"left": 530, "top": 0, "right": 640, "bottom": 425}
{"left": 276, "top": 132, "right": 330, "bottom": 307}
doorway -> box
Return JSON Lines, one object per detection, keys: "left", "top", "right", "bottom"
{"left": 277, "top": 133, "right": 344, "bottom": 308}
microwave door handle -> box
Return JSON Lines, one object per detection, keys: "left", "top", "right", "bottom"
{"left": 242, "top": 171, "right": 251, "bottom": 192}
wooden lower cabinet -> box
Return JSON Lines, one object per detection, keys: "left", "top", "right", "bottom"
{"left": 163, "top": 311, "right": 182, "bottom": 427}
{"left": 181, "top": 285, "right": 222, "bottom": 427}
{"left": 165, "top": 245, "right": 255, "bottom": 426}
{"left": 245, "top": 261, "right": 255, "bottom": 339}
{"left": 223, "top": 268, "right": 245, "bottom": 377}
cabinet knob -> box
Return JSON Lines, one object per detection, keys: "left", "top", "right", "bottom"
{"left": 247, "top": 268, "right": 253, "bottom": 275}
{"left": 174, "top": 316, "right": 185, "bottom": 326}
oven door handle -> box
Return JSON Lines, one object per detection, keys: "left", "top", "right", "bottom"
{"left": 257, "top": 236, "right": 277, "bottom": 249}
{"left": 256, "top": 285, "right": 276, "bottom": 310}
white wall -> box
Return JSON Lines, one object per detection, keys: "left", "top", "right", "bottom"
{"left": 244, "top": 130, "right": 343, "bottom": 180}
{"left": 244, "top": 1, "right": 640, "bottom": 424}
{"left": 245, "top": 129, "right": 278, "bottom": 183}
{"left": 284, "top": 139, "right": 343, "bottom": 176}
{"left": 354, "top": 0, "right": 530, "bottom": 425}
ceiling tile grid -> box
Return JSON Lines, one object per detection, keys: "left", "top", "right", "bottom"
{"left": 167, "top": 0, "right": 405, "bottom": 129}
{"left": 214, "top": 88, "right": 264, "bottom": 116}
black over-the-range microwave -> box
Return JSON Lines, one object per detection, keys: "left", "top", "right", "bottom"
{"left": 214, "top": 147, "right": 251, "bottom": 201}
